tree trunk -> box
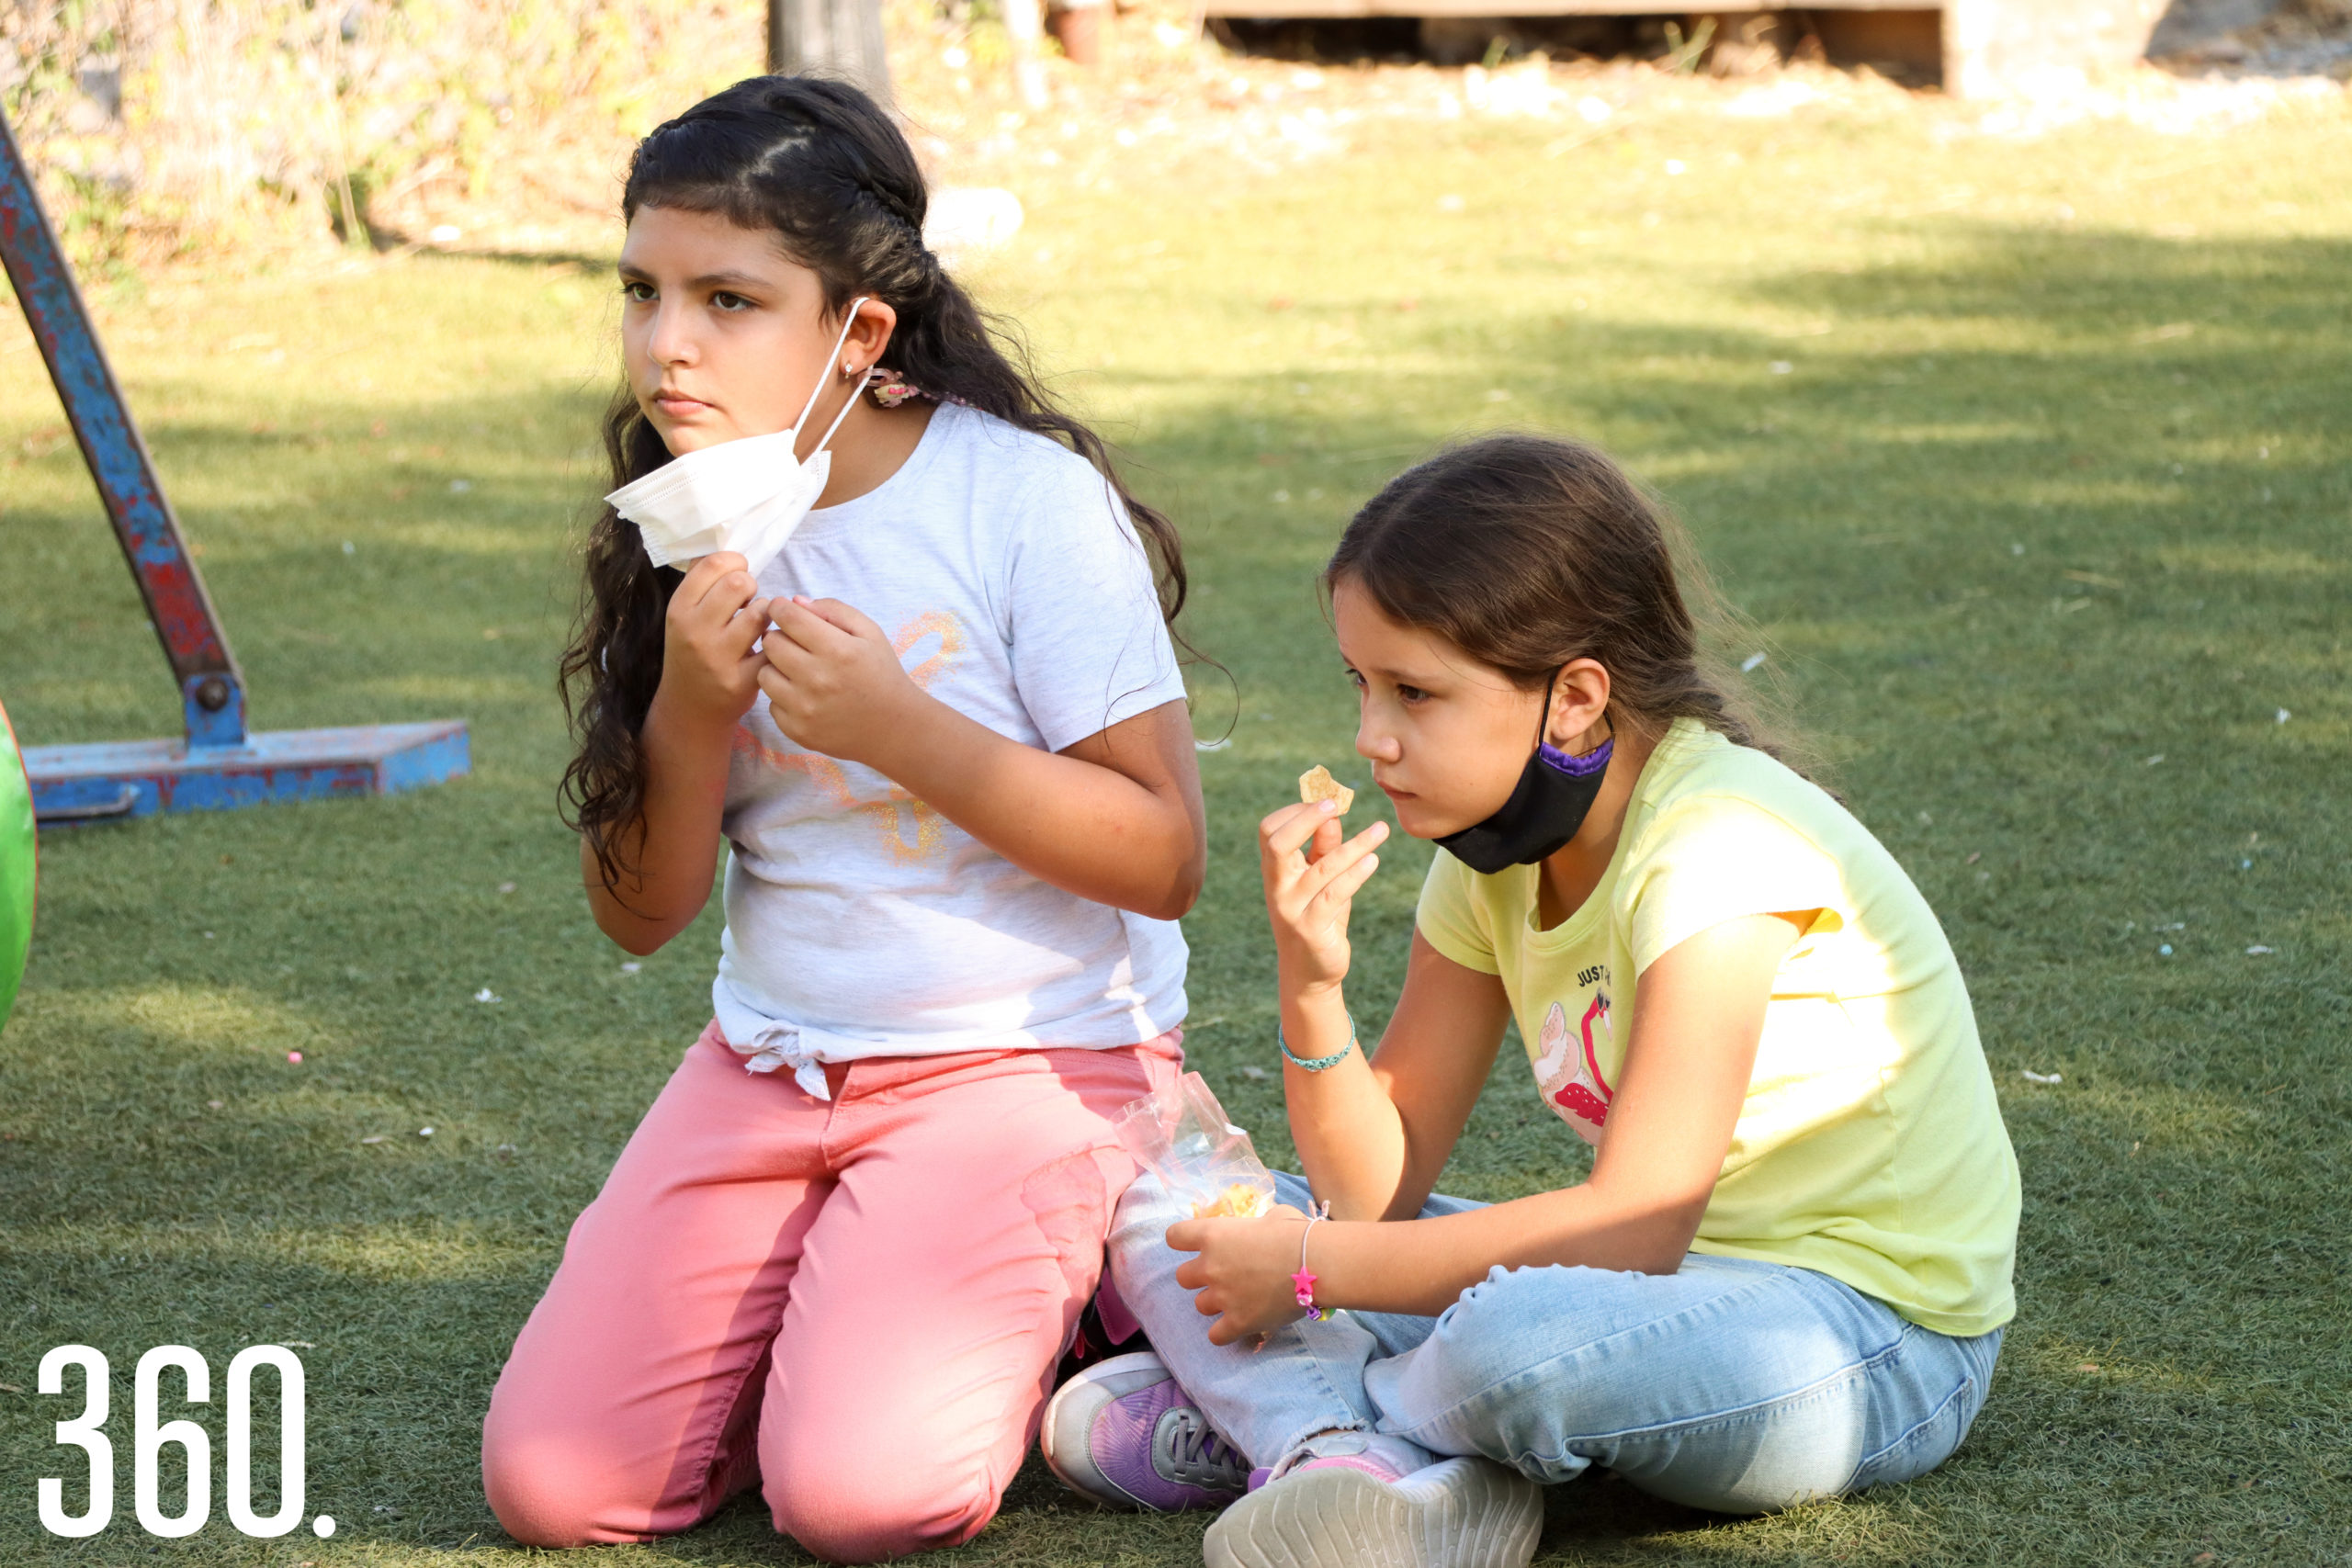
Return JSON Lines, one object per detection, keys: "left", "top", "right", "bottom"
{"left": 768, "top": 0, "right": 894, "bottom": 104}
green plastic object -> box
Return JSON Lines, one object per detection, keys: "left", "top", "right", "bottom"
{"left": 0, "top": 697, "right": 32, "bottom": 1032}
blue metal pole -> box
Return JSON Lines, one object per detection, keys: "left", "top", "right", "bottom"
{"left": 0, "top": 101, "right": 246, "bottom": 748}
{"left": 5, "top": 102, "right": 471, "bottom": 824}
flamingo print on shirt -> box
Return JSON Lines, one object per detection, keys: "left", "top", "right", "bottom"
{"left": 1530, "top": 991, "right": 1615, "bottom": 1145}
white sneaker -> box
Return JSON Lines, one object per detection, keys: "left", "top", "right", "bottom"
{"left": 1203, "top": 1438, "right": 1541, "bottom": 1568}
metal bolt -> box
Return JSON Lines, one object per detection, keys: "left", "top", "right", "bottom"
{"left": 194, "top": 675, "right": 232, "bottom": 711}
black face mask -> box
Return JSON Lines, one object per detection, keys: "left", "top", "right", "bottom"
{"left": 1434, "top": 676, "right": 1613, "bottom": 875}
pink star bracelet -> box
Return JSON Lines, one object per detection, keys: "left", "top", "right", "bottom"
{"left": 1292, "top": 1200, "right": 1334, "bottom": 1322}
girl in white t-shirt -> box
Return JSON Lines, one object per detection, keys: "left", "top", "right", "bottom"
{"left": 481, "top": 77, "right": 1204, "bottom": 1562}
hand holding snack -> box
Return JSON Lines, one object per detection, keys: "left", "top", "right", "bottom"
{"left": 1166, "top": 1202, "right": 1315, "bottom": 1345}
{"left": 1261, "top": 766, "right": 1388, "bottom": 995}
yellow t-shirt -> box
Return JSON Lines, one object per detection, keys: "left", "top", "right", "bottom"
{"left": 1415, "top": 717, "right": 2019, "bottom": 1337}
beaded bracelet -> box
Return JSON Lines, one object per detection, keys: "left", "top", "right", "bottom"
{"left": 1278, "top": 1016, "right": 1358, "bottom": 1073}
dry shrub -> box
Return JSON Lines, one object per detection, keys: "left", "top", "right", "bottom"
{"left": 2, "top": 0, "right": 763, "bottom": 267}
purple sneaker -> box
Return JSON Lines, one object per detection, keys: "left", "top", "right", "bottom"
{"left": 1042, "top": 1351, "right": 1250, "bottom": 1512}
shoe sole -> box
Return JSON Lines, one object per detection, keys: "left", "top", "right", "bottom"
{"left": 1203, "top": 1456, "right": 1541, "bottom": 1568}
{"left": 1040, "top": 1350, "right": 1171, "bottom": 1508}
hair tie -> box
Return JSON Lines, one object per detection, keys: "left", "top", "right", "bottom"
{"left": 866, "top": 367, "right": 924, "bottom": 408}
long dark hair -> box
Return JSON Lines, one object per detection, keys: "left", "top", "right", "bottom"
{"left": 1325, "top": 434, "right": 1807, "bottom": 771}
{"left": 560, "top": 74, "right": 1191, "bottom": 888}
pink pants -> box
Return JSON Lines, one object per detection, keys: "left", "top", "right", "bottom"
{"left": 481, "top": 1021, "right": 1181, "bottom": 1562}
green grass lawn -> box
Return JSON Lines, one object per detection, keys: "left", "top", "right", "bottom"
{"left": 3, "top": 85, "right": 2348, "bottom": 1566}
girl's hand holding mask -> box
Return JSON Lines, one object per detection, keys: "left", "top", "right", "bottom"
{"left": 659, "top": 551, "right": 775, "bottom": 732}
{"left": 1259, "top": 797, "right": 1389, "bottom": 997}
{"left": 1166, "top": 1203, "right": 1313, "bottom": 1346}
{"left": 757, "top": 594, "right": 922, "bottom": 762}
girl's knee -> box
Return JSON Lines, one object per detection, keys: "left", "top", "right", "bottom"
{"left": 482, "top": 1379, "right": 718, "bottom": 1548}
{"left": 767, "top": 1460, "right": 996, "bottom": 1563}
{"left": 482, "top": 1429, "right": 628, "bottom": 1548}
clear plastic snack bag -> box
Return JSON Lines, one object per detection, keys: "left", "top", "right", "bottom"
{"left": 1114, "top": 1071, "right": 1279, "bottom": 1220}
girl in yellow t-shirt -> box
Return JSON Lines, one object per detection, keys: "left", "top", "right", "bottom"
{"left": 1042, "top": 434, "right": 2020, "bottom": 1568}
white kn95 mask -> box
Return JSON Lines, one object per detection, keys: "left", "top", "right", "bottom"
{"left": 605, "top": 297, "right": 873, "bottom": 580}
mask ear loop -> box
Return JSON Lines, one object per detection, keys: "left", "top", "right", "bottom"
{"left": 806, "top": 358, "right": 872, "bottom": 459}
{"left": 1535, "top": 665, "right": 1613, "bottom": 759}
{"left": 786, "top": 295, "right": 875, "bottom": 453}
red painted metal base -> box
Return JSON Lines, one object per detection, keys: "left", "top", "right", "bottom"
{"left": 26, "top": 721, "right": 470, "bottom": 824}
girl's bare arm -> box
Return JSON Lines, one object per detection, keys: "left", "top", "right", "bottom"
{"left": 865, "top": 694, "right": 1204, "bottom": 921}
{"left": 1252, "top": 799, "right": 1509, "bottom": 1220}
{"left": 1170, "top": 910, "right": 1812, "bottom": 1341}
{"left": 582, "top": 553, "right": 771, "bottom": 953}
{"left": 759, "top": 595, "right": 1206, "bottom": 920}
{"left": 1282, "top": 935, "right": 1514, "bottom": 1221}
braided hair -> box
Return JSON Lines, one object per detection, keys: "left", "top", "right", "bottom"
{"left": 560, "top": 75, "right": 1193, "bottom": 886}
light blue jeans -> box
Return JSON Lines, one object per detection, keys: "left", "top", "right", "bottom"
{"left": 1108, "top": 1170, "right": 2002, "bottom": 1515}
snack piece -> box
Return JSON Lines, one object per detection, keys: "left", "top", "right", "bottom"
{"left": 1192, "top": 1181, "right": 1275, "bottom": 1221}
{"left": 1297, "top": 764, "right": 1354, "bottom": 815}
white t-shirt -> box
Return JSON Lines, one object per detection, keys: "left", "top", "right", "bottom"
{"left": 710, "top": 402, "right": 1190, "bottom": 1097}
